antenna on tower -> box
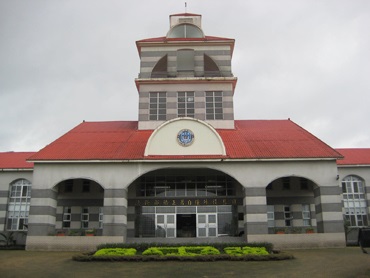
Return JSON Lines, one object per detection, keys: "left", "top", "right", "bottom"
{"left": 185, "top": 2, "right": 187, "bottom": 13}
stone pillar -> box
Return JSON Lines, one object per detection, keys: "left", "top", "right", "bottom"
{"left": 28, "top": 188, "right": 57, "bottom": 236}
{"left": 103, "top": 188, "right": 127, "bottom": 239}
{"left": 314, "top": 185, "right": 344, "bottom": 233}
{"left": 244, "top": 187, "right": 268, "bottom": 238}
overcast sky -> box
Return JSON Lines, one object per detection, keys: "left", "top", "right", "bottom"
{"left": 1, "top": 0, "right": 369, "bottom": 152}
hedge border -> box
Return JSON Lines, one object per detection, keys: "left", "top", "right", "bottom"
{"left": 73, "top": 252, "right": 294, "bottom": 262}
{"left": 96, "top": 242, "right": 274, "bottom": 253}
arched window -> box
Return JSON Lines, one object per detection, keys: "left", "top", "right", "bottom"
{"left": 204, "top": 54, "right": 221, "bottom": 77}
{"left": 167, "top": 24, "right": 204, "bottom": 38}
{"left": 7, "top": 179, "right": 32, "bottom": 230}
{"left": 151, "top": 55, "right": 167, "bottom": 78}
{"left": 342, "top": 176, "right": 368, "bottom": 227}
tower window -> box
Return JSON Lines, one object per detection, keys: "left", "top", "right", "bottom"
{"left": 178, "top": 92, "right": 194, "bottom": 117}
{"left": 149, "top": 92, "right": 167, "bottom": 120}
{"left": 206, "top": 91, "right": 223, "bottom": 120}
{"left": 167, "top": 24, "right": 204, "bottom": 38}
{"left": 177, "top": 50, "right": 194, "bottom": 72}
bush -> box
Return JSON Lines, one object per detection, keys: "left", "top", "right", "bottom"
{"left": 94, "top": 248, "right": 137, "bottom": 256}
{"left": 141, "top": 246, "right": 220, "bottom": 256}
{"left": 224, "top": 246, "right": 269, "bottom": 256}
{"left": 96, "top": 242, "right": 274, "bottom": 254}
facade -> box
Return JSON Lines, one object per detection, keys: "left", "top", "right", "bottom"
{"left": 0, "top": 13, "right": 369, "bottom": 251}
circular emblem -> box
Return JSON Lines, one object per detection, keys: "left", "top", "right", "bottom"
{"left": 177, "top": 129, "right": 194, "bottom": 147}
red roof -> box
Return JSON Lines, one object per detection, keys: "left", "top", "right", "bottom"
{"left": 336, "top": 148, "right": 370, "bottom": 165}
{"left": 0, "top": 152, "right": 35, "bottom": 169}
{"left": 28, "top": 120, "right": 342, "bottom": 162}
{"left": 136, "top": 36, "right": 234, "bottom": 44}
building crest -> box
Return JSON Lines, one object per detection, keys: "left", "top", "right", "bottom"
{"left": 177, "top": 129, "right": 194, "bottom": 146}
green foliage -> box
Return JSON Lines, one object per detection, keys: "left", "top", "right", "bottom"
{"left": 224, "top": 246, "right": 269, "bottom": 256}
{"left": 0, "top": 232, "right": 16, "bottom": 246}
{"left": 94, "top": 248, "right": 137, "bottom": 256}
{"left": 97, "top": 242, "right": 273, "bottom": 253}
{"left": 142, "top": 246, "right": 221, "bottom": 256}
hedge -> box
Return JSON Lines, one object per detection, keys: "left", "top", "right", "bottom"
{"left": 94, "top": 248, "right": 137, "bottom": 256}
{"left": 96, "top": 242, "right": 274, "bottom": 253}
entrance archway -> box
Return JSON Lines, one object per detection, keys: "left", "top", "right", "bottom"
{"left": 127, "top": 168, "right": 243, "bottom": 239}
{"left": 54, "top": 178, "right": 104, "bottom": 235}
{"left": 266, "top": 176, "right": 316, "bottom": 234}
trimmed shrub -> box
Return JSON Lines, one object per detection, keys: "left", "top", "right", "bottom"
{"left": 94, "top": 248, "right": 137, "bottom": 256}
{"left": 224, "top": 246, "right": 269, "bottom": 256}
{"left": 141, "top": 246, "right": 220, "bottom": 256}
{"left": 96, "top": 242, "right": 274, "bottom": 254}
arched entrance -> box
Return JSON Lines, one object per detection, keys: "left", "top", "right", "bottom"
{"left": 54, "top": 178, "right": 104, "bottom": 235}
{"left": 127, "top": 168, "right": 244, "bottom": 239}
{"left": 266, "top": 176, "right": 317, "bottom": 234}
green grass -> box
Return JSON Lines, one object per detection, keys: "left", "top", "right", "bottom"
{"left": 1, "top": 248, "right": 370, "bottom": 278}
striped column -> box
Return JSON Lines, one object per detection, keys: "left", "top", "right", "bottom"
{"left": 28, "top": 189, "right": 57, "bottom": 236}
{"left": 103, "top": 189, "right": 127, "bottom": 238}
{"left": 0, "top": 189, "right": 9, "bottom": 230}
{"left": 244, "top": 187, "right": 268, "bottom": 236}
{"left": 314, "top": 185, "right": 344, "bottom": 233}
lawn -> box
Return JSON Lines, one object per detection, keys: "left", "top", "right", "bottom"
{"left": 1, "top": 247, "right": 370, "bottom": 277}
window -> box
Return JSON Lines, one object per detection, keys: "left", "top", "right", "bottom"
{"left": 168, "top": 24, "right": 204, "bottom": 38}
{"left": 342, "top": 176, "right": 368, "bottom": 227}
{"left": 177, "top": 49, "right": 194, "bottom": 72}
{"left": 149, "top": 92, "right": 166, "bottom": 120}
{"left": 139, "top": 175, "right": 235, "bottom": 197}
{"left": 7, "top": 179, "right": 31, "bottom": 231}
{"left": 64, "top": 180, "right": 73, "bottom": 192}
{"left": 300, "top": 178, "right": 309, "bottom": 190}
{"left": 302, "top": 204, "right": 311, "bottom": 226}
{"left": 267, "top": 205, "right": 275, "bottom": 227}
{"left": 99, "top": 207, "right": 104, "bottom": 229}
{"left": 284, "top": 206, "right": 292, "bottom": 227}
{"left": 282, "top": 177, "right": 290, "bottom": 190}
{"left": 82, "top": 180, "right": 90, "bottom": 193}
{"left": 205, "top": 91, "right": 223, "bottom": 120}
{"left": 81, "top": 207, "right": 89, "bottom": 229}
{"left": 178, "top": 92, "right": 194, "bottom": 117}
{"left": 62, "top": 207, "right": 71, "bottom": 228}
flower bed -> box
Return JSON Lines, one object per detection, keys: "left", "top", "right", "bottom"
{"left": 72, "top": 243, "right": 294, "bottom": 262}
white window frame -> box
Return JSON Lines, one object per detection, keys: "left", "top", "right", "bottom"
{"left": 205, "top": 91, "right": 223, "bottom": 120}
{"left": 149, "top": 92, "right": 166, "bottom": 120}
{"left": 267, "top": 205, "right": 275, "bottom": 228}
{"left": 177, "top": 91, "right": 194, "bottom": 117}
{"left": 302, "top": 204, "right": 311, "bottom": 226}
{"left": 7, "top": 179, "right": 31, "bottom": 231}
{"left": 62, "top": 207, "right": 71, "bottom": 228}
{"left": 99, "top": 207, "right": 104, "bottom": 229}
{"left": 81, "top": 207, "right": 89, "bottom": 229}
{"left": 342, "top": 176, "right": 368, "bottom": 227}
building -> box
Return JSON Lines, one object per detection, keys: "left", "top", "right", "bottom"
{"left": 0, "top": 13, "right": 369, "bottom": 251}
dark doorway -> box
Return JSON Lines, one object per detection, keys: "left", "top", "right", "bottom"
{"left": 177, "top": 214, "right": 196, "bottom": 237}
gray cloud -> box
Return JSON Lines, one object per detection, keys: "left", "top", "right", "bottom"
{"left": 0, "top": 0, "right": 369, "bottom": 151}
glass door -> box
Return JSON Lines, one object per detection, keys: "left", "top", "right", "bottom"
{"left": 197, "top": 213, "right": 217, "bottom": 237}
{"left": 156, "top": 214, "right": 176, "bottom": 238}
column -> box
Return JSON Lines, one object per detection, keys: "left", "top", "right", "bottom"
{"left": 314, "top": 185, "right": 344, "bottom": 233}
{"left": 28, "top": 189, "right": 57, "bottom": 236}
{"left": 244, "top": 187, "right": 268, "bottom": 236}
{"left": 103, "top": 188, "right": 127, "bottom": 238}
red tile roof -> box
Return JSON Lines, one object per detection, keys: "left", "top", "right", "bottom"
{"left": 336, "top": 148, "right": 370, "bottom": 165}
{"left": 0, "top": 152, "right": 35, "bottom": 169}
{"left": 28, "top": 120, "right": 342, "bottom": 162}
{"left": 136, "top": 36, "right": 235, "bottom": 43}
